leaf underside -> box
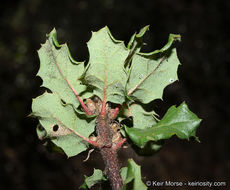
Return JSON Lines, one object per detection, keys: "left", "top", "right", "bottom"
{"left": 32, "top": 26, "right": 201, "bottom": 158}
{"left": 32, "top": 92, "right": 95, "bottom": 157}
{"left": 126, "top": 48, "right": 180, "bottom": 104}
{"left": 84, "top": 27, "right": 129, "bottom": 105}
{"left": 37, "top": 29, "right": 86, "bottom": 110}
{"left": 32, "top": 26, "right": 201, "bottom": 190}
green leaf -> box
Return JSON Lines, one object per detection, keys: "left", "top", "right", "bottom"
{"left": 79, "top": 159, "right": 147, "bottom": 190}
{"left": 32, "top": 92, "right": 95, "bottom": 157}
{"left": 122, "top": 103, "right": 157, "bottom": 129}
{"left": 125, "top": 102, "right": 201, "bottom": 148}
{"left": 84, "top": 26, "right": 129, "bottom": 104}
{"left": 126, "top": 34, "right": 181, "bottom": 103}
{"left": 121, "top": 159, "right": 147, "bottom": 190}
{"left": 37, "top": 28, "right": 86, "bottom": 109}
{"left": 126, "top": 26, "right": 149, "bottom": 67}
{"left": 80, "top": 169, "right": 107, "bottom": 189}
{"left": 143, "top": 34, "right": 181, "bottom": 56}
{"left": 125, "top": 26, "right": 150, "bottom": 86}
{"left": 80, "top": 160, "right": 147, "bottom": 190}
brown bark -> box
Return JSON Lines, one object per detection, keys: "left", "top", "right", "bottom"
{"left": 100, "top": 147, "right": 123, "bottom": 190}
{"left": 96, "top": 114, "right": 123, "bottom": 190}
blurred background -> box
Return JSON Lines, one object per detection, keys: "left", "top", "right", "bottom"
{"left": 0, "top": 0, "right": 229, "bottom": 189}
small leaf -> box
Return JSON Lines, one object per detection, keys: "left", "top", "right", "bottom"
{"left": 80, "top": 169, "right": 107, "bottom": 189}
{"left": 79, "top": 159, "right": 148, "bottom": 190}
{"left": 84, "top": 26, "right": 129, "bottom": 104}
{"left": 125, "top": 102, "right": 201, "bottom": 148}
{"left": 126, "top": 34, "right": 181, "bottom": 103}
{"left": 125, "top": 25, "right": 150, "bottom": 82}
{"left": 37, "top": 28, "right": 86, "bottom": 110}
{"left": 136, "top": 25, "right": 150, "bottom": 38}
{"left": 126, "top": 26, "right": 149, "bottom": 66}
{"left": 121, "top": 159, "right": 147, "bottom": 190}
{"left": 32, "top": 92, "right": 95, "bottom": 157}
{"left": 127, "top": 25, "right": 149, "bottom": 50}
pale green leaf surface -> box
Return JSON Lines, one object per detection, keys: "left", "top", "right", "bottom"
{"left": 37, "top": 29, "right": 86, "bottom": 109}
{"left": 121, "top": 159, "right": 147, "bottom": 190}
{"left": 84, "top": 26, "right": 129, "bottom": 104}
{"left": 32, "top": 92, "right": 95, "bottom": 157}
{"left": 127, "top": 47, "right": 180, "bottom": 103}
{"left": 125, "top": 102, "right": 201, "bottom": 148}
{"left": 80, "top": 169, "right": 106, "bottom": 189}
{"left": 122, "top": 103, "right": 157, "bottom": 129}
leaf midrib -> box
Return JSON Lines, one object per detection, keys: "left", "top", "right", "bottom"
{"left": 127, "top": 56, "right": 167, "bottom": 96}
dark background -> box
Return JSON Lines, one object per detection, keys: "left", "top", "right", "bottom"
{"left": 0, "top": 0, "right": 229, "bottom": 189}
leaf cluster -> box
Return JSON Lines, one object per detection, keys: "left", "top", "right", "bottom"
{"left": 31, "top": 26, "right": 201, "bottom": 189}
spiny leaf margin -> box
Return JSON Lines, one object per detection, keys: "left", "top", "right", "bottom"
{"left": 125, "top": 102, "right": 201, "bottom": 148}
{"left": 37, "top": 28, "right": 86, "bottom": 110}
{"left": 126, "top": 34, "right": 181, "bottom": 104}
{"left": 80, "top": 169, "right": 107, "bottom": 189}
{"left": 32, "top": 92, "right": 95, "bottom": 157}
{"left": 121, "top": 159, "right": 147, "bottom": 190}
{"left": 84, "top": 26, "right": 129, "bottom": 105}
